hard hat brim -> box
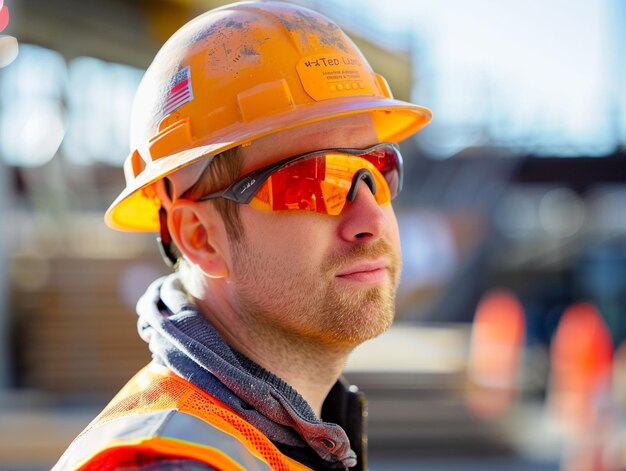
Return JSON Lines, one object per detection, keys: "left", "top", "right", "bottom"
{"left": 105, "top": 97, "right": 432, "bottom": 232}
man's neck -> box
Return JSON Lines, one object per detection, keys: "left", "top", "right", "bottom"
{"left": 235, "top": 329, "right": 350, "bottom": 417}
{"left": 193, "top": 294, "right": 351, "bottom": 417}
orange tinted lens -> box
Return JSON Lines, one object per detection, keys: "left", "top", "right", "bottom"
{"left": 249, "top": 153, "right": 391, "bottom": 215}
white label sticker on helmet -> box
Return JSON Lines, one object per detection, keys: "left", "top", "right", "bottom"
{"left": 296, "top": 54, "right": 378, "bottom": 101}
{"left": 163, "top": 66, "right": 194, "bottom": 116}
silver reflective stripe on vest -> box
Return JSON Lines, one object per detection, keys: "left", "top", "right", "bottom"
{"left": 52, "top": 409, "right": 273, "bottom": 471}
{"left": 161, "top": 410, "right": 272, "bottom": 470}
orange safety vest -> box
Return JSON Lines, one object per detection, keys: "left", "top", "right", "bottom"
{"left": 53, "top": 362, "right": 313, "bottom": 471}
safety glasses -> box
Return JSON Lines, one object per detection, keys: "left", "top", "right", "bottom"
{"left": 196, "top": 143, "right": 403, "bottom": 216}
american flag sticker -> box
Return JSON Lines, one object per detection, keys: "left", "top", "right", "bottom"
{"left": 163, "top": 66, "right": 194, "bottom": 116}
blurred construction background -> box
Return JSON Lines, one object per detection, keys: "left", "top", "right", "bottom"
{"left": 1, "top": 0, "right": 626, "bottom": 470}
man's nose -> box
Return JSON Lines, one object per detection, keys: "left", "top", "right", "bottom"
{"left": 339, "top": 178, "right": 387, "bottom": 242}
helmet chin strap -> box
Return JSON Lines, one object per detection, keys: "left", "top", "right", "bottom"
{"left": 157, "top": 206, "right": 178, "bottom": 267}
{"left": 156, "top": 179, "right": 178, "bottom": 267}
{"left": 346, "top": 169, "right": 377, "bottom": 202}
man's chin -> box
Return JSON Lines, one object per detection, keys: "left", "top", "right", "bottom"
{"left": 315, "top": 296, "right": 396, "bottom": 348}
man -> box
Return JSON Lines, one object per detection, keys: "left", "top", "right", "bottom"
{"left": 54, "top": 2, "right": 431, "bottom": 470}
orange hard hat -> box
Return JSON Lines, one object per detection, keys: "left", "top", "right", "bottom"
{"left": 105, "top": 1, "right": 432, "bottom": 232}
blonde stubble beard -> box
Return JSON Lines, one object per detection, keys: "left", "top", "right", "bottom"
{"left": 229, "top": 236, "right": 401, "bottom": 352}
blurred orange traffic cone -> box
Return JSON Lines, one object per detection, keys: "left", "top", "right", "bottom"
{"left": 549, "top": 302, "right": 617, "bottom": 471}
{"left": 549, "top": 302, "right": 613, "bottom": 429}
{"left": 466, "top": 289, "right": 525, "bottom": 418}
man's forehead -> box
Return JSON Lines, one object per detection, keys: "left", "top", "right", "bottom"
{"left": 240, "top": 113, "right": 378, "bottom": 172}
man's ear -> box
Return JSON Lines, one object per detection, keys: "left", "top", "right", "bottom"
{"left": 168, "top": 200, "right": 229, "bottom": 279}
